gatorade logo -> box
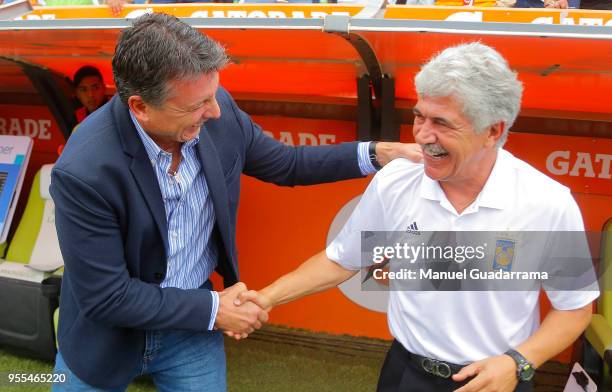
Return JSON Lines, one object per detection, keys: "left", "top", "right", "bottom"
{"left": 0, "top": 117, "right": 52, "bottom": 141}
{"left": 546, "top": 151, "right": 612, "bottom": 179}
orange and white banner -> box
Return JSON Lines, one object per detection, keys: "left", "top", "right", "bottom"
{"left": 19, "top": 4, "right": 612, "bottom": 27}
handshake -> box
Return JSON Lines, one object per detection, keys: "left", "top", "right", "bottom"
{"left": 213, "top": 282, "right": 271, "bottom": 340}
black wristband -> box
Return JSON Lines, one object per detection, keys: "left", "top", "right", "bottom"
{"left": 369, "top": 142, "right": 382, "bottom": 170}
{"left": 505, "top": 349, "right": 535, "bottom": 382}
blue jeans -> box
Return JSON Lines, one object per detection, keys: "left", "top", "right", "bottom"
{"left": 52, "top": 330, "right": 226, "bottom": 392}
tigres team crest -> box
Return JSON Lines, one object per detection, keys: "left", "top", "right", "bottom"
{"left": 492, "top": 238, "right": 516, "bottom": 272}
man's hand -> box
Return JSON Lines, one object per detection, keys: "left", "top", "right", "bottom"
{"left": 544, "top": 0, "right": 568, "bottom": 8}
{"left": 106, "top": 0, "right": 131, "bottom": 16}
{"left": 214, "top": 282, "right": 268, "bottom": 340}
{"left": 234, "top": 290, "right": 273, "bottom": 311}
{"left": 452, "top": 354, "right": 518, "bottom": 392}
{"left": 375, "top": 142, "right": 423, "bottom": 167}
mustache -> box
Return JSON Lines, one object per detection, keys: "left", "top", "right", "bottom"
{"left": 422, "top": 143, "right": 448, "bottom": 155}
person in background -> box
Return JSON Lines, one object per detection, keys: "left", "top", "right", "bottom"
{"left": 106, "top": 0, "right": 133, "bottom": 16}
{"left": 105, "top": 0, "right": 198, "bottom": 17}
{"left": 580, "top": 0, "right": 612, "bottom": 8}
{"left": 73, "top": 65, "right": 107, "bottom": 124}
{"left": 372, "top": 0, "right": 435, "bottom": 4}
{"left": 434, "top": 0, "right": 497, "bottom": 7}
{"left": 515, "top": 0, "right": 578, "bottom": 8}
{"left": 37, "top": 0, "right": 99, "bottom": 5}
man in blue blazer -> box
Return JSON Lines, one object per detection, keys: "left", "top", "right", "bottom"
{"left": 50, "top": 13, "right": 421, "bottom": 391}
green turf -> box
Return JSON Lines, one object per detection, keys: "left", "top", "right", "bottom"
{"left": 0, "top": 324, "right": 579, "bottom": 392}
{"left": 0, "top": 326, "right": 386, "bottom": 392}
{"left": 225, "top": 333, "right": 386, "bottom": 392}
{"left": 0, "top": 352, "right": 154, "bottom": 392}
{"left": 0, "top": 327, "right": 576, "bottom": 391}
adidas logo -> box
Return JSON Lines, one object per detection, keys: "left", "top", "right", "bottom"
{"left": 406, "top": 221, "right": 421, "bottom": 235}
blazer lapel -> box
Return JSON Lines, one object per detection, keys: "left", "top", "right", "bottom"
{"left": 129, "top": 157, "right": 169, "bottom": 254}
{"left": 112, "top": 96, "right": 169, "bottom": 254}
{"left": 197, "top": 129, "right": 235, "bottom": 276}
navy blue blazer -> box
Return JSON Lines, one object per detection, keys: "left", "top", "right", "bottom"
{"left": 50, "top": 89, "right": 364, "bottom": 388}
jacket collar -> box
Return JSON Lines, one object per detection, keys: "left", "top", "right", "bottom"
{"left": 111, "top": 95, "right": 169, "bottom": 253}
{"left": 196, "top": 128, "right": 237, "bottom": 283}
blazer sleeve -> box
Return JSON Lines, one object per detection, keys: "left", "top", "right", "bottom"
{"left": 51, "top": 167, "right": 214, "bottom": 331}
{"left": 222, "top": 89, "right": 366, "bottom": 186}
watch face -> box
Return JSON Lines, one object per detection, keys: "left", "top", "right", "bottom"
{"left": 519, "top": 363, "right": 536, "bottom": 381}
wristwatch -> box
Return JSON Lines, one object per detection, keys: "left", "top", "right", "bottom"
{"left": 504, "top": 349, "right": 535, "bottom": 382}
{"left": 368, "top": 142, "right": 382, "bottom": 170}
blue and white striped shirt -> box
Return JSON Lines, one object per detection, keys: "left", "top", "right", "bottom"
{"left": 131, "top": 111, "right": 376, "bottom": 329}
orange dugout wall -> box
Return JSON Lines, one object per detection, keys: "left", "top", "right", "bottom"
{"left": 1, "top": 5, "right": 610, "bottom": 363}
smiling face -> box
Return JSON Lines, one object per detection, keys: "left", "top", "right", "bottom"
{"left": 129, "top": 72, "right": 221, "bottom": 149}
{"left": 413, "top": 95, "right": 501, "bottom": 186}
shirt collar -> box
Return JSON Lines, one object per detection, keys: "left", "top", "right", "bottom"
{"left": 419, "top": 149, "right": 514, "bottom": 211}
{"left": 129, "top": 110, "right": 200, "bottom": 163}
{"left": 420, "top": 170, "right": 441, "bottom": 202}
{"left": 477, "top": 149, "right": 514, "bottom": 210}
{"left": 130, "top": 110, "right": 161, "bottom": 163}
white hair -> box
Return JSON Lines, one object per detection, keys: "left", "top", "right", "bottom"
{"left": 414, "top": 42, "right": 523, "bottom": 147}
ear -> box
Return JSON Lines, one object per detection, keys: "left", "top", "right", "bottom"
{"left": 484, "top": 121, "right": 505, "bottom": 148}
{"left": 127, "top": 95, "right": 149, "bottom": 124}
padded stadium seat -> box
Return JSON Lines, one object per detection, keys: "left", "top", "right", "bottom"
{"left": 0, "top": 164, "right": 62, "bottom": 361}
{"left": 582, "top": 224, "right": 612, "bottom": 389}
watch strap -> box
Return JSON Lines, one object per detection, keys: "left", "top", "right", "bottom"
{"left": 504, "top": 349, "right": 535, "bottom": 381}
{"left": 368, "top": 141, "right": 382, "bottom": 170}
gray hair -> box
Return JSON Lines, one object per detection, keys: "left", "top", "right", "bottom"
{"left": 112, "top": 13, "right": 229, "bottom": 107}
{"left": 414, "top": 42, "right": 523, "bottom": 147}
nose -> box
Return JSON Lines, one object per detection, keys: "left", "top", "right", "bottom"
{"left": 413, "top": 118, "right": 437, "bottom": 145}
{"left": 205, "top": 97, "right": 221, "bottom": 120}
